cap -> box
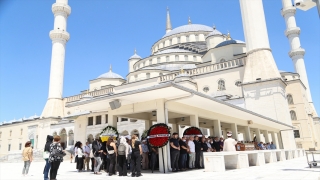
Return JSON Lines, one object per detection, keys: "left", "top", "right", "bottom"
{"left": 227, "top": 131, "right": 232, "bottom": 136}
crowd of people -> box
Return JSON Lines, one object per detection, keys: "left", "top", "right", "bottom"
{"left": 23, "top": 130, "right": 277, "bottom": 179}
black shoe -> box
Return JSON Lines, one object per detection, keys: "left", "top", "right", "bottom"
{"left": 136, "top": 174, "right": 141, "bottom": 177}
{"left": 131, "top": 174, "right": 136, "bottom": 177}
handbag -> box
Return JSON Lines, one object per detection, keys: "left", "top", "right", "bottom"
{"left": 43, "top": 151, "right": 50, "bottom": 159}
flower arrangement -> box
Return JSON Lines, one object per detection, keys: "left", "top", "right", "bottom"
{"left": 141, "top": 129, "right": 149, "bottom": 139}
{"left": 183, "top": 126, "right": 203, "bottom": 138}
{"left": 147, "top": 123, "right": 171, "bottom": 148}
{"left": 100, "top": 126, "right": 119, "bottom": 142}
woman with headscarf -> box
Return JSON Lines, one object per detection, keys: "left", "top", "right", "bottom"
{"left": 117, "top": 136, "right": 129, "bottom": 176}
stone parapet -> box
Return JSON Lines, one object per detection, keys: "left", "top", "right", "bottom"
{"left": 49, "top": 30, "right": 70, "bottom": 42}
{"left": 52, "top": 3, "right": 71, "bottom": 16}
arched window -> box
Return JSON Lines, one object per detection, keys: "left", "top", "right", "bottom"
{"left": 166, "top": 56, "right": 169, "bottom": 62}
{"left": 220, "top": 59, "right": 226, "bottom": 62}
{"left": 195, "top": 35, "right": 199, "bottom": 41}
{"left": 193, "top": 56, "right": 196, "bottom": 61}
{"left": 175, "top": 55, "right": 179, "bottom": 61}
{"left": 290, "top": 110, "right": 297, "bottom": 120}
{"left": 218, "top": 80, "right": 226, "bottom": 91}
{"left": 157, "top": 57, "right": 160, "bottom": 63}
{"left": 169, "top": 39, "right": 172, "bottom": 45}
{"left": 184, "top": 55, "right": 188, "bottom": 61}
{"left": 87, "top": 134, "right": 94, "bottom": 144}
{"left": 177, "top": 37, "right": 180, "bottom": 43}
{"left": 68, "top": 130, "right": 74, "bottom": 145}
{"left": 149, "top": 59, "right": 152, "bottom": 65}
{"left": 53, "top": 132, "right": 57, "bottom": 136}
{"left": 186, "top": 36, "right": 189, "bottom": 42}
{"left": 287, "top": 94, "right": 294, "bottom": 105}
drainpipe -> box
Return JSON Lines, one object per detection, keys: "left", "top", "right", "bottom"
{"left": 164, "top": 92, "right": 194, "bottom": 171}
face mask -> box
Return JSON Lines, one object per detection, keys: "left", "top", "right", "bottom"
{"left": 221, "top": 140, "right": 223, "bottom": 142}
{"left": 215, "top": 140, "right": 218, "bottom": 142}
{"left": 183, "top": 140, "right": 186, "bottom": 142}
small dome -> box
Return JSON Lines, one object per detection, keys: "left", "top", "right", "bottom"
{"left": 215, "top": 39, "right": 245, "bottom": 48}
{"left": 98, "top": 65, "right": 124, "bottom": 79}
{"left": 129, "top": 49, "right": 142, "bottom": 59}
{"left": 163, "top": 24, "right": 213, "bottom": 38}
{"left": 206, "top": 29, "right": 223, "bottom": 39}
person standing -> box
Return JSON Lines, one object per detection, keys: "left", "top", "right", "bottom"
{"left": 187, "top": 136, "right": 195, "bottom": 169}
{"left": 89, "top": 143, "right": 95, "bottom": 172}
{"left": 84, "top": 142, "right": 91, "bottom": 171}
{"left": 22, "top": 141, "right": 33, "bottom": 176}
{"left": 223, "top": 131, "right": 237, "bottom": 151}
{"left": 141, "top": 140, "right": 149, "bottom": 170}
{"left": 170, "top": 132, "right": 180, "bottom": 172}
{"left": 43, "top": 135, "right": 53, "bottom": 180}
{"left": 130, "top": 135, "right": 142, "bottom": 177}
{"left": 211, "top": 137, "right": 221, "bottom": 152}
{"left": 106, "top": 138, "right": 117, "bottom": 176}
{"left": 219, "top": 137, "right": 224, "bottom": 151}
{"left": 200, "top": 137, "right": 209, "bottom": 168}
{"left": 194, "top": 136, "right": 202, "bottom": 169}
{"left": 49, "top": 136, "right": 66, "bottom": 180}
{"left": 150, "top": 146, "right": 158, "bottom": 172}
{"left": 117, "top": 136, "right": 129, "bottom": 176}
{"left": 179, "top": 136, "right": 188, "bottom": 171}
{"left": 270, "top": 142, "right": 277, "bottom": 149}
{"left": 76, "top": 142, "right": 84, "bottom": 172}
{"left": 92, "top": 139, "right": 103, "bottom": 175}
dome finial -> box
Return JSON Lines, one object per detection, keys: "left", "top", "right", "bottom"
{"left": 213, "top": 24, "right": 216, "bottom": 30}
{"left": 188, "top": 16, "right": 192, "bottom": 24}
{"left": 109, "top": 64, "right": 112, "bottom": 72}
{"left": 166, "top": 7, "right": 172, "bottom": 33}
{"left": 227, "top": 30, "right": 231, "bottom": 40}
{"left": 134, "top": 48, "right": 137, "bottom": 54}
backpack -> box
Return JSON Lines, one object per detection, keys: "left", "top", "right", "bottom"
{"left": 118, "top": 143, "right": 126, "bottom": 155}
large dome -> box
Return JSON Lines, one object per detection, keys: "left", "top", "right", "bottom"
{"left": 163, "top": 24, "right": 213, "bottom": 38}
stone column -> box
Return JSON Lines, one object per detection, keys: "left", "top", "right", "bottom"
{"left": 156, "top": 99, "right": 169, "bottom": 172}
{"left": 172, "top": 124, "right": 179, "bottom": 135}
{"left": 107, "top": 113, "right": 118, "bottom": 128}
{"left": 230, "top": 123, "right": 238, "bottom": 140}
{"left": 213, "top": 120, "right": 222, "bottom": 137}
{"left": 255, "top": 128, "right": 261, "bottom": 142}
{"left": 244, "top": 126, "right": 251, "bottom": 142}
{"left": 270, "top": 131, "right": 280, "bottom": 149}
{"left": 277, "top": 132, "right": 284, "bottom": 149}
{"left": 145, "top": 120, "right": 151, "bottom": 131}
{"left": 262, "top": 130, "right": 270, "bottom": 143}
{"left": 190, "top": 115, "right": 199, "bottom": 127}
{"left": 102, "top": 115, "right": 106, "bottom": 124}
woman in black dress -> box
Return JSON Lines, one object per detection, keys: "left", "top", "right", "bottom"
{"left": 130, "top": 135, "right": 143, "bottom": 177}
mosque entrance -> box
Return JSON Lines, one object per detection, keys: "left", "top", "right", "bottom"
{"left": 60, "top": 129, "right": 67, "bottom": 149}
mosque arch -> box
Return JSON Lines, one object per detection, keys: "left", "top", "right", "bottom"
{"left": 290, "top": 110, "right": 297, "bottom": 120}
{"left": 120, "top": 130, "right": 129, "bottom": 136}
{"left": 59, "top": 128, "right": 67, "bottom": 149}
{"left": 287, "top": 94, "right": 294, "bottom": 105}
{"left": 95, "top": 134, "right": 100, "bottom": 140}
{"left": 68, "top": 130, "right": 74, "bottom": 146}
{"left": 131, "top": 129, "right": 140, "bottom": 139}
{"left": 218, "top": 79, "right": 226, "bottom": 91}
{"left": 53, "top": 131, "right": 57, "bottom": 136}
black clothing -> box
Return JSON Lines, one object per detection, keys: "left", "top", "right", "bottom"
{"left": 211, "top": 141, "right": 221, "bottom": 152}
{"left": 170, "top": 150, "right": 180, "bottom": 170}
{"left": 193, "top": 140, "right": 202, "bottom": 152}
{"left": 107, "top": 144, "right": 114, "bottom": 151}
{"left": 131, "top": 141, "right": 141, "bottom": 152}
{"left": 44, "top": 135, "right": 53, "bottom": 152}
{"left": 195, "top": 151, "right": 201, "bottom": 168}
{"left": 170, "top": 138, "right": 180, "bottom": 152}
{"left": 93, "top": 141, "right": 102, "bottom": 157}
{"left": 201, "top": 142, "right": 208, "bottom": 152}
{"left": 77, "top": 157, "right": 84, "bottom": 170}
{"left": 108, "top": 153, "right": 116, "bottom": 175}
{"left": 50, "top": 161, "right": 60, "bottom": 179}
{"left": 91, "top": 157, "right": 94, "bottom": 172}
{"left": 131, "top": 151, "right": 141, "bottom": 176}
{"left": 117, "top": 155, "right": 127, "bottom": 176}
{"left": 179, "top": 140, "right": 188, "bottom": 154}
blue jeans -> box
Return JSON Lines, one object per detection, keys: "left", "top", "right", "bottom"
{"left": 44, "top": 159, "right": 51, "bottom": 180}
{"left": 179, "top": 153, "right": 187, "bottom": 169}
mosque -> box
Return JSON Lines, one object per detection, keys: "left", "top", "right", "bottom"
{"left": 0, "top": 0, "right": 319, "bottom": 172}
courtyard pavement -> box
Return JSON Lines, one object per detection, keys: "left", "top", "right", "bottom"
{"left": 0, "top": 157, "right": 319, "bottom": 180}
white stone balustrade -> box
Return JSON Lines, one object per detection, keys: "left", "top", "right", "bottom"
{"left": 66, "top": 87, "right": 113, "bottom": 103}
{"left": 159, "top": 58, "right": 245, "bottom": 83}
{"left": 203, "top": 149, "right": 305, "bottom": 172}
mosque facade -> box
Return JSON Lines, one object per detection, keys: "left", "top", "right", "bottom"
{"left": 1, "top": 0, "right": 319, "bottom": 171}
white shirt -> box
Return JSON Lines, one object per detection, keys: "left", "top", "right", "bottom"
{"left": 188, "top": 141, "right": 195, "bottom": 153}
{"left": 223, "top": 138, "right": 237, "bottom": 152}
{"left": 84, "top": 145, "right": 91, "bottom": 157}
{"left": 74, "top": 147, "right": 78, "bottom": 155}
{"left": 77, "top": 148, "right": 83, "bottom": 157}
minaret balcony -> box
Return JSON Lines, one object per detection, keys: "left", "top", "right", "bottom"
{"left": 49, "top": 30, "right": 70, "bottom": 42}
{"left": 52, "top": 3, "right": 71, "bottom": 17}
{"left": 289, "top": 48, "right": 305, "bottom": 58}
{"left": 285, "top": 27, "right": 301, "bottom": 37}
{"left": 281, "top": 6, "right": 296, "bottom": 17}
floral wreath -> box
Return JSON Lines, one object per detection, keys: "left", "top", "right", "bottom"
{"left": 100, "top": 126, "right": 119, "bottom": 137}
{"left": 183, "top": 126, "right": 203, "bottom": 138}
{"left": 147, "top": 123, "right": 171, "bottom": 148}
{"left": 141, "top": 129, "right": 148, "bottom": 139}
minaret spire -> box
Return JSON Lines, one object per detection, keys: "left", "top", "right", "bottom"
{"left": 41, "top": 0, "right": 71, "bottom": 118}
{"left": 188, "top": 16, "right": 192, "bottom": 24}
{"left": 166, "top": 7, "right": 172, "bottom": 33}
{"left": 109, "top": 64, "right": 112, "bottom": 72}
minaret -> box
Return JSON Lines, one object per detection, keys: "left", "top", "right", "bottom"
{"left": 239, "top": 0, "right": 296, "bottom": 149}
{"left": 188, "top": 17, "right": 192, "bottom": 24}
{"left": 281, "top": 0, "right": 317, "bottom": 116}
{"left": 41, "top": 0, "right": 71, "bottom": 118}
{"left": 166, "top": 7, "right": 172, "bottom": 33}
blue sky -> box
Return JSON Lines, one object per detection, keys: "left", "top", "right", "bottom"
{"left": 0, "top": 0, "right": 319, "bottom": 122}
